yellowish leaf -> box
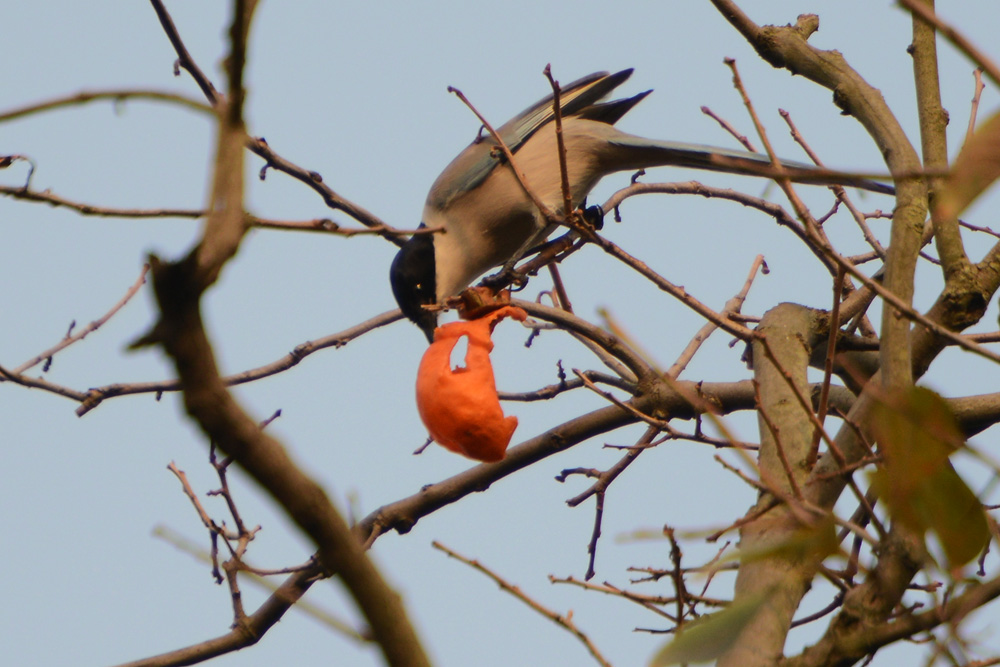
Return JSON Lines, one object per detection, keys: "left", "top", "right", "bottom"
{"left": 649, "top": 592, "right": 769, "bottom": 666}
{"left": 737, "top": 517, "right": 838, "bottom": 566}
{"left": 700, "top": 517, "right": 839, "bottom": 576}
{"left": 870, "top": 387, "right": 988, "bottom": 569}
{"left": 935, "top": 109, "right": 1000, "bottom": 220}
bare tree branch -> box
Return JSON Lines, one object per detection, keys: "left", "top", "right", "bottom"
{"left": 433, "top": 541, "right": 614, "bottom": 667}
{"left": 127, "top": 3, "right": 431, "bottom": 665}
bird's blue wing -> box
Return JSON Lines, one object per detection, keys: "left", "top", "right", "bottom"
{"left": 495, "top": 69, "right": 633, "bottom": 151}
{"left": 428, "top": 69, "right": 636, "bottom": 208}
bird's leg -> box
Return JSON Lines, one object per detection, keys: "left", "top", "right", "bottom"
{"left": 482, "top": 202, "right": 604, "bottom": 292}
{"left": 481, "top": 271, "right": 526, "bottom": 292}
{"left": 480, "top": 260, "right": 528, "bottom": 292}
{"left": 481, "top": 195, "right": 605, "bottom": 294}
{"left": 483, "top": 222, "right": 558, "bottom": 291}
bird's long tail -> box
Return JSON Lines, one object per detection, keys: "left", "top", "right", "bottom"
{"left": 608, "top": 134, "right": 895, "bottom": 195}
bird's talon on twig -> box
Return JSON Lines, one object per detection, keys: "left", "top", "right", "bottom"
{"left": 482, "top": 261, "right": 527, "bottom": 291}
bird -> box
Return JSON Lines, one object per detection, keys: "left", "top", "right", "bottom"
{"left": 390, "top": 68, "right": 893, "bottom": 341}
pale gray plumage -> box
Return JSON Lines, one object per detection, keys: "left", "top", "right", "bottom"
{"left": 390, "top": 69, "right": 892, "bottom": 341}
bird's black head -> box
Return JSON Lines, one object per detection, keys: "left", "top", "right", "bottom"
{"left": 389, "top": 229, "right": 438, "bottom": 343}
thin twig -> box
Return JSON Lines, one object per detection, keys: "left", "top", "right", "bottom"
{"left": 153, "top": 526, "right": 367, "bottom": 640}
{"left": 572, "top": 369, "right": 670, "bottom": 429}
{"left": 964, "top": 68, "right": 986, "bottom": 148}
{"left": 725, "top": 58, "right": 813, "bottom": 230}
{"left": 779, "top": 107, "right": 887, "bottom": 266}
{"left": 0, "top": 182, "right": 418, "bottom": 236}
{"left": 447, "top": 86, "right": 558, "bottom": 224}
{"left": 585, "top": 232, "right": 755, "bottom": 341}
{"left": 667, "top": 254, "right": 765, "bottom": 379}
{"left": 13, "top": 265, "right": 149, "bottom": 375}
{"left": 898, "top": 0, "right": 1000, "bottom": 87}
{"left": 74, "top": 310, "right": 402, "bottom": 415}
{"left": 546, "top": 265, "right": 573, "bottom": 313}
{"left": 147, "top": 0, "right": 399, "bottom": 242}
{"left": 728, "top": 60, "right": 1000, "bottom": 364}
{"left": 701, "top": 105, "right": 758, "bottom": 151}
{"left": 810, "top": 266, "right": 846, "bottom": 465}
{"left": 562, "top": 426, "right": 660, "bottom": 580}
{"left": 0, "top": 88, "right": 212, "bottom": 122}
{"left": 0, "top": 184, "right": 203, "bottom": 218}
{"left": 148, "top": 0, "right": 221, "bottom": 104}
{"left": 432, "top": 541, "right": 613, "bottom": 667}
{"left": 543, "top": 65, "right": 576, "bottom": 226}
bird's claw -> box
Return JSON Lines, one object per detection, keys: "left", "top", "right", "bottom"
{"left": 482, "top": 262, "right": 528, "bottom": 292}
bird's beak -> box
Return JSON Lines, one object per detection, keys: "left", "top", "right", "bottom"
{"left": 417, "top": 309, "right": 438, "bottom": 344}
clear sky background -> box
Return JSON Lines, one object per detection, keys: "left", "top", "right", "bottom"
{"left": 2, "top": 2, "right": 999, "bottom": 666}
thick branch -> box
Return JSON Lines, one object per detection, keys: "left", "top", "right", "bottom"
{"left": 711, "top": 2, "right": 928, "bottom": 391}
{"left": 708, "top": 6, "right": 934, "bottom": 665}
{"left": 356, "top": 402, "right": 642, "bottom": 542}
{"left": 910, "top": 0, "right": 968, "bottom": 278}
{"left": 133, "top": 3, "right": 430, "bottom": 665}
{"left": 784, "top": 572, "right": 1000, "bottom": 667}
{"left": 718, "top": 304, "right": 820, "bottom": 667}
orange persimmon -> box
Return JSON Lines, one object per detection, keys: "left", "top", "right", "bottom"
{"left": 415, "top": 305, "right": 527, "bottom": 462}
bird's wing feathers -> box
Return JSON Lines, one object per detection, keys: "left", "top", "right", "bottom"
{"left": 575, "top": 89, "right": 652, "bottom": 125}
{"left": 427, "top": 68, "right": 895, "bottom": 212}
{"left": 495, "top": 69, "right": 634, "bottom": 150}
{"left": 426, "top": 70, "right": 636, "bottom": 209}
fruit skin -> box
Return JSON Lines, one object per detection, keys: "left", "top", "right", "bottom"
{"left": 415, "top": 306, "right": 527, "bottom": 462}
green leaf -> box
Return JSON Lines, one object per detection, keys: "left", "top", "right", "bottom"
{"left": 935, "top": 109, "right": 1000, "bottom": 220}
{"left": 696, "top": 517, "right": 839, "bottom": 579}
{"left": 735, "top": 516, "right": 838, "bottom": 566}
{"left": 870, "top": 387, "right": 989, "bottom": 570}
{"left": 649, "top": 593, "right": 769, "bottom": 666}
